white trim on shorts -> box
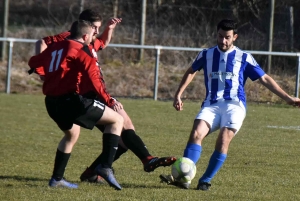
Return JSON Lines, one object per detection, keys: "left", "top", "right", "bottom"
{"left": 195, "top": 100, "right": 246, "bottom": 134}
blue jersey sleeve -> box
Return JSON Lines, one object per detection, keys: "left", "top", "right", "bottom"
{"left": 191, "top": 50, "right": 206, "bottom": 71}
{"left": 244, "top": 53, "right": 265, "bottom": 81}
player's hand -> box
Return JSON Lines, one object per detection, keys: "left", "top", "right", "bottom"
{"left": 106, "top": 17, "right": 122, "bottom": 29}
{"left": 173, "top": 97, "right": 183, "bottom": 111}
{"left": 288, "top": 97, "right": 300, "bottom": 107}
{"left": 112, "top": 101, "right": 123, "bottom": 111}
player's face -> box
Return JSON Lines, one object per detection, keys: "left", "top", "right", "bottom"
{"left": 84, "top": 27, "right": 95, "bottom": 45}
{"left": 91, "top": 21, "right": 102, "bottom": 36}
{"left": 217, "top": 29, "right": 237, "bottom": 52}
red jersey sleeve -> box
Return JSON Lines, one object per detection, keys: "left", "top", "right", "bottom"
{"left": 77, "top": 47, "right": 115, "bottom": 107}
{"left": 43, "top": 31, "right": 71, "bottom": 46}
{"left": 28, "top": 53, "right": 46, "bottom": 76}
{"left": 93, "top": 38, "right": 105, "bottom": 52}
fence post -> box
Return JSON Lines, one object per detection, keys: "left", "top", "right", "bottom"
{"left": 153, "top": 46, "right": 161, "bottom": 100}
{"left": 295, "top": 55, "right": 300, "bottom": 98}
{"left": 5, "top": 40, "right": 13, "bottom": 94}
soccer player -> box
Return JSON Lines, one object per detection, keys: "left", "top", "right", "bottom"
{"left": 160, "top": 19, "right": 300, "bottom": 190}
{"left": 28, "top": 20, "right": 124, "bottom": 190}
{"left": 35, "top": 8, "right": 176, "bottom": 184}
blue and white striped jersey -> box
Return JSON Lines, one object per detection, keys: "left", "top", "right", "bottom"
{"left": 192, "top": 45, "right": 265, "bottom": 108}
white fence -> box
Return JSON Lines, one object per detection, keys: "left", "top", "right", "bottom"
{"left": 1, "top": 37, "right": 300, "bottom": 99}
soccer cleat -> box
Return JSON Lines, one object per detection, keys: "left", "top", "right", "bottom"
{"left": 96, "top": 164, "right": 122, "bottom": 190}
{"left": 197, "top": 181, "right": 211, "bottom": 191}
{"left": 49, "top": 178, "right": 78, "bottom": 189}
{"left": 80, "top": 167, "right": 106, "bottom": 184}
{"left": 159, "top": 174, "right": 175, "bottom": 185}
{"left": 144, "top": 156, "right": 177, "bottom": 172}
{"left": 159, "top": 174, "right": 190, "bottom": 189}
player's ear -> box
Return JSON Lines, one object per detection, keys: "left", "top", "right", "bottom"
{"left": 233, "top": 33, "right": 238, "bottom": 41}
{"left": 82, "top": 34, "right": 88, "bottom": 41}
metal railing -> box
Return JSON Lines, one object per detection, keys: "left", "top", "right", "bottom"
{"left": 1, "top": 37, "right": 300, "bottom": 99}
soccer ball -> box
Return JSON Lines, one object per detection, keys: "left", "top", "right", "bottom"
{"left": 171, "top": 157, "right": 196, "bottom": 186}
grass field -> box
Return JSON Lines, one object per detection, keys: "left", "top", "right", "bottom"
{"left": 1, "top": 93, "right": 300, "bottom": 201}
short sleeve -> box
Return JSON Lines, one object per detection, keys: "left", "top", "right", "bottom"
{"left": 191, "top": 50, "right": 206, "bottom": 71}
{"left": 244, "top": 53, "right": 265, "bottom": 81}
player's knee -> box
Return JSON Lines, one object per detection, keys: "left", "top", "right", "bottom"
{"left": 189, "top": 130, "right": 207, "bottom": 143}
{"left": 116, "top": 113, "right": 124, "bottom": 127}
{"left": 123, "top": 119, "right": 134, "bottom": 130}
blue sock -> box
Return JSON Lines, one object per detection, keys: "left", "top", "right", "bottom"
{"left": 183, "top": 143, "right": 202, "bottom": 164}
{"left": 199, "top": 150, "right": 227, "bottom": 183}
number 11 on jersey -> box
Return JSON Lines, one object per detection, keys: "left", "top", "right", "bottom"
{"left": 49, "top": 49, "right": 63, "bottom": 72}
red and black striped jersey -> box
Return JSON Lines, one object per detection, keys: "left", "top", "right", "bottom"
{"left": 28, "top": 39, "right": 115, "bottom": 107}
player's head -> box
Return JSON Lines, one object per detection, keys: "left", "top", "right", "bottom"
{"left": 69, "top": 20, "right": 94, "bottom": 45}
{"left": 79, "top": 9, "right": 103, "bottom": 36}
{"left": 216, "top": 19, "right": 238, "bottom": 52}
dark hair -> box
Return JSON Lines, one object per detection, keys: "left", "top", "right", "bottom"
{"left": 79, "top": 9, "right": 103, "bottom": 23}
{"left": 217, "top": 19, "right": 237, "bottom": 34}
{"left": 69, "top": 20, "right": 93, "bottom": 39}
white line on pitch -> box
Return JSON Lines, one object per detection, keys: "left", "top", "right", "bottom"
{"left": 267, "top": 125, "right": 300, "bottom": 130}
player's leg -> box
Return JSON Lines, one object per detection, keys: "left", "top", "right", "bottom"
{"left": 49, "top": 124, "right": 80, "bottom": 189}
{"left": 118, "top": 109, "right": 150, "bottom": 162}
{"left": 80, "top": 106, "right": 126, "bottom": 184}
{"left": 45, "top": 95, "right": 82, "bottom": 189}
{"left": 114, "top": 138, "right": 128, "bottom": 161}
{"left": 76, "top": 99, "right": 123, "bottom": 190}
{"left": 197, "top": 101, "right": 246, "bottom": 191}
{"left": 93, "top": 99, "right": 161, "bottom": 165}
{"left": 160, "top": 105, "right": 219, "bottom": 188}
{"left": 118, "top": 108, "right": 176, "bottom": 172}
{"left": 196, "top": 127, "right": 235, "bottom": 190}
{"left": 183, "top": 119, "right": 210, "bottom": 163}
{"left": 183, "top": 105, "right": 220, "bottom": 165}
{"left": 57, "top": 124, "right": 81, "bottom": 153}
{"left": 95, "top": 104, "right": 123, "bottom": 168}
{"left": 86, "top": 107, "right": 175, "bottom": 174}
{"left": 94, "top": 105, "right": 124, "bottom": 190}
{"left": 94, "top": 124, "right": 129, "bottom": 161}
{"left": 159, "top": 119, "right": 211, "bottom": 189}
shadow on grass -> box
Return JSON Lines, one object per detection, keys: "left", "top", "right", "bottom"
{"left": 119, "top": 182, "right": 174, "bottom": 189}
{"left": 81, "top": 181, "right": 174, "bottom": 189}
{"left": 0, "top": 175, "right": 48, "bottom": 182}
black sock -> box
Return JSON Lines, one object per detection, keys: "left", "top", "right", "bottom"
{"left": 52, "top": 149, "right": 71, "bottom": 180}
{"left": 89, "top": 141, "right": 127, "bottom": 169}
{"left": 114, "top": 145, "right": 128, "bottom": 162}
{"left": 121, "top": 129, "right": 151, "bottom": 161}
{"left": 89, "top": 133, "right": 120, "bottom": 169}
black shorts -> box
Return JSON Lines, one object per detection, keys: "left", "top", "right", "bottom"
{"left": 45, "top": 93, "right": 105, "bottom": 130}
{"left": 81, "top": 92, "right": 118, "bottom": 133}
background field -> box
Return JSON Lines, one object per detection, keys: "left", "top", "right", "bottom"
{"left": 0, "top": 94, "right": 300, "bottom": 200}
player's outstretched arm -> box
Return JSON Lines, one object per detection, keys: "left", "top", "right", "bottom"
{"left": 258, "top": 74, "right": 300, "bottom": 105}
{"left": 173, "top": 67, "right": 197, "bottom": 111}
{"left": 98, "top": 18, "right": 122, "bottom": 48}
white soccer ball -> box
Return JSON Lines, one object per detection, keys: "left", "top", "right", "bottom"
{"left": 171, "top": 157, "right": 196, "bottom": 185}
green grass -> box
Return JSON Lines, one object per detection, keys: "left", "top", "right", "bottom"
{"left": 1, "top": 94, "right": 300, "bottom": 201}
